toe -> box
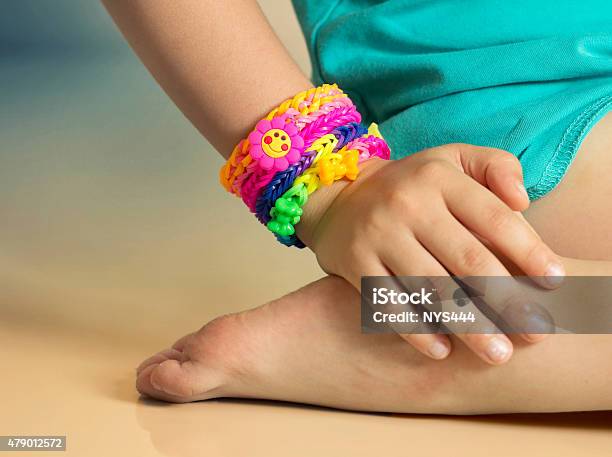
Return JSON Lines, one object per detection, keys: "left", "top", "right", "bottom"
{"left": 135, "top": 320, "right": 239, "bottom": 402}
{"left": 135, "top": 312, "right": 263, "bottom": 403}
{"left": 149, "top": 359, "right": 199, "bottom": 398}
{"left": 172, "top": 332, "right": 195, "bottom": 351}
{"left": 138, "top": 357, "right": 224, "bottom": 402}
{"left": 136, "top": 348, "right": 184, "bottom": 375}
{"left": 136, "top": 363, "right": 193, "bottom": 403}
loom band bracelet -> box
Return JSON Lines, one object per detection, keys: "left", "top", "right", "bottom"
{"left": 318, "top": 149, "right": 360, "bottom": 185}
{"left": 267, "top": 180, "right": 338, "bottom": 249}
{"left": 266, "top": 147, "right": 357, "bottom": 239}
{"left": 268, "top": 133, "right": 390, "bottom": 236}
{"left": 294, "top": 87, "right": 347, "bottom": 115}
{"left": 267, "top": 84, "right": 345, "bottom": 119}
{"left": 299, "top": 105, "right": 361, "bottom": 151}
{"left": 227, "top": 100, "right": 359, "bottom": 198}
{"left": 332, "top": 122, "right": 369, "bottom": 149}
{"left": 275, "top": 234, "right": 306, "bottom": 248}
{"left": 220, "top": 85, "right": 348, "bottom": 188}
{"left": 239, "top": 105, "right": 362, "bottom": 212}
{"left": 267, "top": 181, "right": 309, "bottom": 239}
{"left": 254, "top": 123, "right": 366, "bottom": 224}
{"left": 255, "top": 134, "right": 339, "bottom": 218}
{"left": 254, "top": 123, "right": 365, "bottom": 223}
{"left": 258, "top": 123, "right": 387, "bottom": 221}
{"left": 297, "top": 147, "right": 360, "bottom": 190}
{"left": 266, "top": 165, "right": 342, "bottom": 248}
{"left": 271, "top": 155, "right": 358, "bottom": 248}
{"left": 367, "top": 122, "right": 384, "bottom": 140}
{"left": 230, "top": 114, "right": 306, "bottom": 201}
{"left": 269, "top": 136, "right": 387, "bottom": 248}
{"left": 350, "top": 122, "right": 392, "bottom": 160}
{"left": 220, "top": 139, "right": 250, "bottom": 192}
{"left": 258, "top": 85, "right": 346, "bottom": 133}
{"left": 345, "top": 134, "right": 391, "bottom": 161}
{"left": 270, "top": 125, "right": 392, "bottom": 248}
{"left": 293, "top": 98, "right": 355, "bottom": 130}
{"left": 305, "top": 124, "right": 388, "bottom": 184}
{"left": 283, "top": 131, "right": 379, "bottom": 204}
{"left": 267, "top": 150, "right": 357, "bottom": 249}
{"left": 250, "top": 133, "right": 339, "bottom": 223}
{"left": 239, "top": 103, "right": 361, "bottom": 201}
{"left": 267, "top": 180, "right": 309, "bottom": 238}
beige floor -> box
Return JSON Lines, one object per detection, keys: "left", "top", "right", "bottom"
{"left": 3, "top": 312, "right": 612, "bottom": 457}
{"left": 1, "top": 2, "right": 611, "bottom": 456}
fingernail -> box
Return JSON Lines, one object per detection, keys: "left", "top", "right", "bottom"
{"left": 522, "top": 333, "right": 548, "bottom": 343}
{"left": 485, "top": 337, "right": 512, "bottom": 363}
{"left": 526, "top": 313, "right": 554, "bottom": 334}
{"left": 515, "top": 181, "right": 529, "bottom": 199}
{"left": 429, "top": 341, "right": 450, "bottom": 360}
{"left": 545, "top": 262, "right": 565, "bottom": 287}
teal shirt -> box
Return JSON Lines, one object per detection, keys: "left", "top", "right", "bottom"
{"left": 292, "top": 0, "right": 612, "bottom": 199}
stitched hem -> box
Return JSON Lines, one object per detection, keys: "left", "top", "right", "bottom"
{"left": 527, "top": 95, "right": 612, "bottom": 200}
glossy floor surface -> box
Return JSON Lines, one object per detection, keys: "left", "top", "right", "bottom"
{"left": 1, "top": 2, "right": 611, "bottom": 456}
{"left": 3, "top": 315, "right": 612, "bottom": 456}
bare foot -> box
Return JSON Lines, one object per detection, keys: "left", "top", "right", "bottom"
{"left": 136, "top": 276, "right": 612, "bottom": 414}
{"left": 136, "top": 276, "right": 457, "bottom": 412}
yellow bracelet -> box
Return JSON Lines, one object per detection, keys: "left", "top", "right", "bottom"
{"left": 219, "top": 84, "right": 348, "bottom": 192}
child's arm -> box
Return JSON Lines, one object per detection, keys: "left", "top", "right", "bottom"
{"left": 102, "top": 0, "right": 312, "bottom": 156}
{"left": 102, "top": 0, "right": 563, "bottom": 365}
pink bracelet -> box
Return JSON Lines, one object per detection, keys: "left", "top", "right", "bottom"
{"left": 219, "top": 84, "right": 392, "bottom": 249}
{"left": 239, "top": 104, "right": 361, "bottom": 212}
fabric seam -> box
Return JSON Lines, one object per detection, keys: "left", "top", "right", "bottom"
{"left": 527, "top": 94, "right": 612, "bottom": 200}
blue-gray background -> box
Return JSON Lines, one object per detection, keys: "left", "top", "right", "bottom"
{"left": 0, "top": 2, "right": 123, "bottom": 59}
{"left": 0, "top": 1, "right": 318, "bottom": 343}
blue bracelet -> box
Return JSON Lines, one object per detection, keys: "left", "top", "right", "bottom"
{"left": 254, "top": 122, "right": 368, "bottom": 225}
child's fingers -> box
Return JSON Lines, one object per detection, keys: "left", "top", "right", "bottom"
{"left": 373, "top": 239, "right": 451, "bottom": 360}
{"left": 381, "top": 239, "right": 512, "bottom": 365}
{"left": 444, "top": 177, "right": 565, "bottom": 289}
{"left": 418, "top": 219, "right": 553, "bottom": 344}
{"left": 398, "top": 333, "right": 452, "bottom": 360}
{"left": 415, "top": 213, "right": 511, "bottom": 277}
{"left": 453, "top": 144, "right": 529, "bottom": 212}
{"left": 346, "top": 255, "right": 392, "bottom": 293}
{"left": 350, "top": 257, "right": 453, "bottom": 360}
{"left": 421, "top": 276, "right": 515, "bottom": 365}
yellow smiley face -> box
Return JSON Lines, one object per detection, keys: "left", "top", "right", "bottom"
{"left": 261, "top": 129, "right": 292, "bottom": 158}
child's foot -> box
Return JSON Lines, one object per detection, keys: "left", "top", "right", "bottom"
{"left": 136, "top": 275, "right": 612, "bottom": 414}
{"left": 136, "top": 276, "right": 461, "bottom": 412}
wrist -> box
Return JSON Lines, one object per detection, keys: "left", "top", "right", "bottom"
{"left": 295, "top": 176, "right": 349, "bottom": 248}
{"left": 218, "top": 83, "right": 391, "bottom": 248}
{"left": 296, "top": 157, "right": 387, "bottom": 249}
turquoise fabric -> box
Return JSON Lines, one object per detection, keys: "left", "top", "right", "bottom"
{"left": 292, "top": 0, "right": 612, "bottom": 199}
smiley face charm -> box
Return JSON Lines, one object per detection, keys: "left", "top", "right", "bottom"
{"left": 262, "top": 129, "right": 291, "bottom": 158}
{"left": 248, "top": 117, "right": 304, "bottom": 171}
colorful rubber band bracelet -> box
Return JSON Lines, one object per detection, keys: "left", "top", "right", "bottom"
{"left": 238, "top": 103, "right": 361, "bottom": 212}
{"left": 219, "top": 84, "right": 392, "bottom": 248}
{"left": 220, "top": 84, "right": 348, "bottom": 193}
{"left": 255, "top": 122, "right": 368, "bottom": 224}
{"left": 268, "top": 124, "right": 391, "bottom": 247}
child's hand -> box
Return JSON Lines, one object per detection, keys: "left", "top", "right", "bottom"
{"left": 297, "top": 143, "right": 564, "bottom": 365}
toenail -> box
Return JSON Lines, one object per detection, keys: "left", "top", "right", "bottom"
{"left": 150, "top": 375, "right": 163, "bottom": 391}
